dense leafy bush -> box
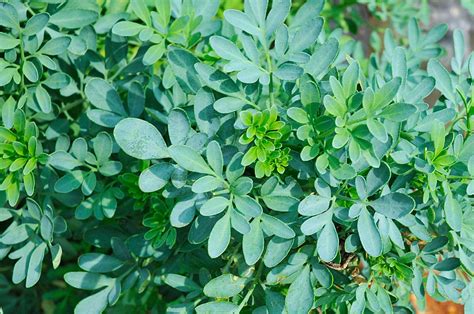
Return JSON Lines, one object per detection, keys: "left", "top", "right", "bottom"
{"left": 0, "top": 0, "right": 474, "bottom": 313}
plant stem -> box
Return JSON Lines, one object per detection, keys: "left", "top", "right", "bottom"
{"left": 19, "top": 33, "right": 27, "bottom": 95}
{"left": 222, "top": 242, "right": 241, "bottom": 273}
{"left": 109, "top": 63, "right": 128, "bottom": 81}
{"left": 266, "top": 52, "right": 274, "bottom": 109}
{"left": 237, "top": 262, "right": 264, "bottom": 311}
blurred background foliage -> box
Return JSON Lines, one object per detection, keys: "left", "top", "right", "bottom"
{"left": 100, "top": 0, "right": 474, "bottom": 59}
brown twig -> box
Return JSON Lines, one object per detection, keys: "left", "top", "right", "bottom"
{"left": 325, "top": 254, "right": 356, "bottom": 271}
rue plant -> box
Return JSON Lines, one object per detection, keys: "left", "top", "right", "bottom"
{"left": 0, "top": 0, "right": 473, "bottom": 313}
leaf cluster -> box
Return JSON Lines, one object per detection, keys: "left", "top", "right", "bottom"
{"left": 0, "top": 0, "right": 474, "bottom": 313}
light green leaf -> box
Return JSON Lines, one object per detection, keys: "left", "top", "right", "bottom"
{"left": 143, "top": 42, "right": 165, "bottom": 65}
{"left": 75, "top": 287, "right": 110, "bottom": 314}
{"left": 234, "top": 195, "right": 262, "bottom": 217}
{"left": 366, "top": 162, "right": 391, "bottom": 196}
{"left": 392, "top": 47, "right": 407, "bottom": 91}
{"left": 131, "top": 0, "right": 151, "bottom": 25}
{"left": 213, "top": 96, "right": 246, "bottom": 114}
{"left": 248, "top": 0, "right": 268, "bottom": 27}
{"left": 196, "top": 302, "right": 239, "bottom": 314}
{"left": 298, "top": 195, "right": 330, "bottom": 216}
{"left": 0, "top": 3, "right": 19, "bottom": 30}
{"left": 35, "top": 85, "right": 52, "bottom": 113}
{"left": 194, "top": 63, "right": 240, "bottom": 95}
{"left": 138, "top": 163, "right": 174, "bottom": 192}
{"left": 1, "top": 96, "right": 15, "bottom": 129}
{"left": 168, "top": 145, "right": 214, "bottom": 175}
{"left": 206, "top": 141, "right": 223, "bottom": 176}
{"left": 287, "top": 107, "right": 309, "bottom": 124}
{"left": 192, "top": 175, "right": 222, "bottom": 193}
{"left": 26, "top": 243, "right": 46, "bottom": 288}
{"left": 87, "top": 110, "right": 122, "bottom": 128}
{"left": 342, "top": 61, "right": 360, "bottom": 97}
{"left": 243, "top": 218, "right": 264, "bottom": 265}
{"left": 54, "top": 171, "right": 84, "bottom": 193}
{"left": 0, "top": 33, "right": 20, "bottom": 50}
{"left": 50, "top": 9, "right": 98, "bottom": 29}
{"left": 78, "top": 253, "right": 123, "bottom": 273}
{"left": 23, "top": 13, "right": 50, "bottom": 36}
{"left": 452, "top": 29, "right": 464, "bottom": 74}
{"left": 112, "top": 21, "right": 146, "bottom": 36}
{"left": 323, "top": 95, "right": 345, "bottom": 117}
{"left": 85, "top": 78, "right": 126, "bottom": 116}
{"left": 154, "top": 0, "right": 171, "bottom": 28}
{"left": 194, "top": 88, "right": 220, "bottom": 137}
{"left": 405, "top": 77, "right": 435, "bottom": 104}
{"left": 362, "top": 87, "right": 375, "bottom": 113}
{"left": 377, "top": 286, "right": 393, "bottom": 313}
{"left": 290, "top": 17, "right": 322, "bottom": 53}
{"left": 266, "top": 0, "right": 291, "bottom": 35}
{"left": 43, "top": 73, "right": 70, "bottom": 89}
{"left": 469, "top": 54, "right": 474, "bottom": 78}
{"left": 170, "top": 200, "right": 196, "bottom": 228}
{"left": 168, "top": 47, "right": 201, "bottom": 93}
{"left": 379, "top": 103, "right": 417, "bottom": 121}
{"left": 370, "top": 193, "right": 415, "bottom": 219}
{"left": 358, "top": 207, "right": 382, "bottom": 257}
{"left": 367, "top": 119, "right": 388, "bottom": 143}
{"left": 114, "top": 118, "right": 168, "bottom": 160}
{"left": 49, "top": 151, "right": 82, "bottom": 171}
{"left": 50, "top": 244, "right": 62, "bottom": 269}
{"left": 40, "top": 216, "right": 53, "bottom": 241}
{"left": 431, "top": 120, "right": 445, "bottom": 157}
{"left": 200, "top": 197, "right": 229, "bottom": 216}
{"left": 317, "top": 221, "right": 339, "bottom": 262}
{"left": 39, "top": 37, "right": 71, "bottom": 55}
{"left": 305, "top": 38, "right": 338, "bottom": 79}
{"left": 208, "top": 212, "right": 231, "bottom": 258}
{"left": 263, "top": 237, "right": 293, "bottom": 268}
{"left": 23, "top": 61, "right": 39, "bottom": 83}
{"left": 285, "top": 265, "right": 313, "bottom": 314}
{"left": 427, "top": 59, "right": 456, "bottom": 102}
{"left": 373, "top": 78, "right": 401, "bottom": 112}
{"left": 332, "top": 164, "right": 356, "bottom": 180}
{"left": 224, "top": 10, "right": 260, "bottom": 36}
{"left": 210, "top": 36, "right": 246, "bottom": 61}
{"left": 274, "top": 63, "right": 303, "bottom": 81}
{"left": 444, "top": 194, "right": 462, "bottom": 232}
{"left": 168, "top": 109, "right": 191, "bottom": 145}
{"left": 261, "top": 214, "right": 294, "bottom": 239}
{"left": 163, "top": 273, "right": 200, "bottom": 292}
{"left": 203, "top": 274, "right": 247, "bottom": 298}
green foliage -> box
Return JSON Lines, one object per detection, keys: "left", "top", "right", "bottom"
{"left": 0, "top": 0, "right": 474, "bottom": 313}
{"left": 240, "top": 106, "right": 291, "bottom": 177}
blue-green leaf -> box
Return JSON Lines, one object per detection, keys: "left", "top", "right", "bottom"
{"left": 357, "top": 207, "right": 382, "bottom": 257}
{"left": 85, "top": 79, "right": 126, "bottom": 116}
{"left": 285, "top": 265, "right": 313, "bottom": 313}
{"left": 427, "top": 59, "right": 456, "bottom": 102}
{"left": 224, "top": 10, "right": 260, "bottom": 36}
{"left": 317, "top": 221, "right": 339, "bottom": 262}
{"left": 208, "top": 211, "right": 231, "bottom": 258}
{"left": 243, "top": 218, "right": 264, "bottom": 265}
{"left": 114, "top": 118, "right": 168, "bottom": 160}
{"left": 370, "top": 193, "right": 415, "bottom": 219}
{"left": 169, "top": 145, "right": 214, "bottom": 175}
{"left": 78, "top": 253, "right": 123, "bottom": 273}
{"left": 203, "top": 274, "right": 247, "bottom": 298}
